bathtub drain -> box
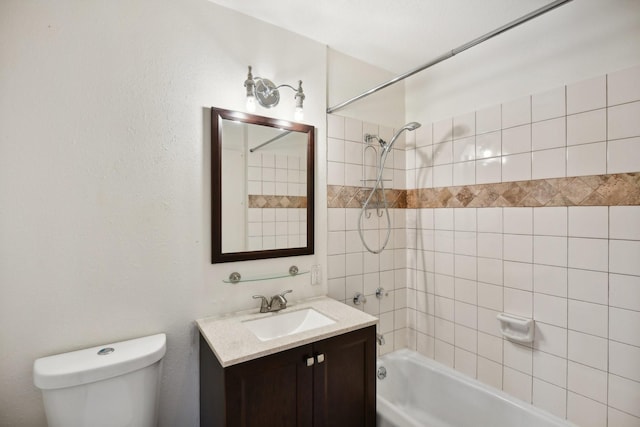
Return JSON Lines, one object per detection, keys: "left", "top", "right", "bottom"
{"left": 377, "top": 366, "right": 387, "bottom": 380}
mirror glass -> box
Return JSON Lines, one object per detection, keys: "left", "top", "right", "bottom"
{"left": 211, "top": 107, "right": 315, "bottom": 263}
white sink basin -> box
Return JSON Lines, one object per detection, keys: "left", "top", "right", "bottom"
{"left": 243, "top": 308, "right": 336, "bottom": 342}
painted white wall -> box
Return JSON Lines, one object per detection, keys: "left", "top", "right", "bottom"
{"left": 328, "top": 48, "right": 405, "bottom": 128}
{"left": 0, "top": 0, "right": 327, "bottom": 425}
{"left": 405, "top": 0, "right": 640, "bottom": 123}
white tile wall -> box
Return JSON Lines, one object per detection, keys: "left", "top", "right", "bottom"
{"left": 608, "top": 101, "right": 640, "bottom": 141}
{"left": 504, "top": 366, "right": 532, "bottom": 402}
{"left": 608, "top": 65, "right": 640, "bottom": 106}
{"left": 502, "top": 96, "right": 531, "bottom": 129}
{"left": 532, "top": 85, "right": 566, "bottom": 122}
{"left": 532, "top": 148, "right": 566, "bottom": 180}
{"left": 533, "top": 378, "right": 567, "bottom": 418}
{"left": 453, "top": 112, "right": 475, "bottom": 138}
{"left": 532, "top": 117, "right": 565, "bottom": 151}
{"left": 476, "top": 157, "right": 501, "bottom": 184}
{"left": 608, "top": 137, "right": 640, "bottom": 174}
{"left": 433, "top": 118, "right": 453, "bottom": 143}
{"left": 567, "top": 109, "right": 606, "bottom": 146}
{"left": 567, "top": 391, "right": 607, "bottom": 427}
{"left": 533, "top": 350, "right": 567, "bottom": 387}
{"left": 328, "top": 65, "right": 640, "bottom": 427}
{"left": 405, "top": 206, "right": 640, "bottom": 426}
{"left": 403, "top": 65, "right": 640, "bottom": 188}
{"left": 567, "top": 142, "right": 607, "bottom": 177}
{"left": 567, "top": 75, "right": 607, "bottom": 115}
{"left": 502, "top": 124, "right": 531, "bottom": 155}
{"left": 534, "top": 264, "right": 567, "bottom": 297}
{"left": 502, "top": 153, "right": 532, "bottom": 182}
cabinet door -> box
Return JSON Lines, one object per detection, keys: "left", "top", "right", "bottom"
{"left": 225, "top": 344, "right": 314, "bottom": 427}
{"left": 312, "top": 326, "right": 376, "bottom": 427}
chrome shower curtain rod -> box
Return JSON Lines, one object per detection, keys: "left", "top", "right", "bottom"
{"left": 327, "top": 0, "right": 574, "bottom": 114}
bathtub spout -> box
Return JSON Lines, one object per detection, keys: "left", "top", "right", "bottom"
{"left": 376, "top": 333, "right": 385, "bottom": 346}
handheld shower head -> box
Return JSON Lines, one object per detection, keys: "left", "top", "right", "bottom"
{"left": 384, "top": 121, "right": 422, "bottom": 152}
{"left": 358, "top": 120, "right": 422, "bottom": 255}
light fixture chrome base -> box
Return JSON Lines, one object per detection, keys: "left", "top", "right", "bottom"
{"left": 243, "top": 66, "right": 305, "bottom": 119}
{"left": 255, "top": 78, "right": 280, "bottom": 108}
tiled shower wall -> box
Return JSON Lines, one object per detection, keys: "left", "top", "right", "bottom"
{"left": 326, "top": 64, "right": 640, "bottom": 427}
{"left": 406, "top": 67, "right": 640, "bottom": 190}
{"left": 326, "top": 116, "right": 409, "bottom": 353}
{"left": 405, "top": 205, "right": 640, "bottom": 426}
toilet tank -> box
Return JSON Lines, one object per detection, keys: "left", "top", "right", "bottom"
{"left": 34, "top": 333, "right": 166, "bottom": 427}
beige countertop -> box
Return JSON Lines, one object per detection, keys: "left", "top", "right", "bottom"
{"left": 196, "top": 296, "right": 378, "bottom": 367}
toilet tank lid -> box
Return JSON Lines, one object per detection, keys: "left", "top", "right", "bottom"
{"left": 34, "top": 333, "right": 166, "bottom": 390}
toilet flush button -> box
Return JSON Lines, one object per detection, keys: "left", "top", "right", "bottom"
{"left": 97, "top": 347, "right": 115, "bottom": 356}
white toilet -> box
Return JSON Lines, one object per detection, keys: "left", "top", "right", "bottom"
{"left": 33, "top": 333, "right": 166, "bottom": 427}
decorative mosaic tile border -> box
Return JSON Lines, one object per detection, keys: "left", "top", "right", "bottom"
{"left": 327, "top": 173, "right": 640, "bottom": 208}
{"left": 248, "top": 195, "right": 307, "bottom": 209}
{"left": 327, "top": 186, "right": 406, "bottom": 209}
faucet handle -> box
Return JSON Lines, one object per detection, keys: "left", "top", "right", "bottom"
{"left": 279, "top": 290, "right": 293, "bottom": 303}
{"left": 252, "top": 295, "right": 269, "bottom": 312}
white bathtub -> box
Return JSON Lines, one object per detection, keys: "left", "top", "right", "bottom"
{"left": 377, "top": 349, "right": 574, "bottom": 427}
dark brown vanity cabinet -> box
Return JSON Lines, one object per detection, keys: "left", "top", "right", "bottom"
{"left": 199, "top": 325, "right": 376, "bottom": 427}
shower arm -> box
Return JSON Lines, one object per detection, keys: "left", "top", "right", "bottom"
{"left": 327, "top": 0, "right": 574, "bottom": 114}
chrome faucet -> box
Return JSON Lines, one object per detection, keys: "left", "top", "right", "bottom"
{"left": 253, "top": 290, "right": 293, "bottom": 313}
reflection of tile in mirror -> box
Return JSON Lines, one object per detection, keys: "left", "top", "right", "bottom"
{"left": 248, "top": 152, "right": 261, "bottom": 166}
{"left": 248, "top": 223, "right": 262, "bottom": 236}
{"left": 288, "top": 169, "right": 299, "bottom": 184}
{"left": 262, "top": 209, "right": 275, "bottom": 222}
{"left": 276, "top": 210, "right": 287, "bottom": 222}
{"left": 263, "top": 182, "right": 275, "bottom": 195}
{"left": 276, "top": 155, "right": 288, "bottom": 169}
{"left": 276, "top": 236, "right": 288, "bottom": 249}
{"left": 275, "top": 169, "right": 287, "bottom": 182}
{"left": 288, "top": 156, "right": 300, "bottom": 170}
{"left": 248, "top": 209, "right": 261, "bottom": 223}
{"left": 262, "top": 167, "right": 275, "bottom": 181}
{"left": 247, "top": 166, "right": 261, "bottom": 181}
{"left": 263, "top": 222, "right": 275, "bottom": 236}
{"left": 262, "top": 153, "right": 275, "bottom": 168}
{"left": 248, "top": 237, "right": 262, "bottom": 251}
{"left": 263, "top": 236, "right": 276, "bottom": 250}
{"left": 247, "top": 181, "right": 261, "bottom": 195}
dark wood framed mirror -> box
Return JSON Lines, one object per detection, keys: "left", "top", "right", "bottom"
{"left": 211, "top": 107, "right": 315, "bottom": 263}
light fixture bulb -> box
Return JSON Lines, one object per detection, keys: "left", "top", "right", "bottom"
{"left": 246, "top": 95, "right": 256, "bottom": 113}
{"left": 294, "top": 106, "right": 304, "bottom": 121}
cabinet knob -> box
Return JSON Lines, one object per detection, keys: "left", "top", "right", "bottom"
{"left": 306, "top": 357, "right": 315, "bottom": 367}
{"left": 316, "top": 354, "right": 325, "bottom": 364}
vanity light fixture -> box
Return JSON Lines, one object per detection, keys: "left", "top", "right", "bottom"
{"left": 243, "top": 65, "right": 305, "bottom": 120}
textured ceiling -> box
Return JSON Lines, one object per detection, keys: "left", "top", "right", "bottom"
{"left": 207, "top": 0, "right": 555, "bottom": 74}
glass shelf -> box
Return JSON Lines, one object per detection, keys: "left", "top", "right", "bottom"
{"left": 223, "top": 265, "right": 309, "bottom": 284}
